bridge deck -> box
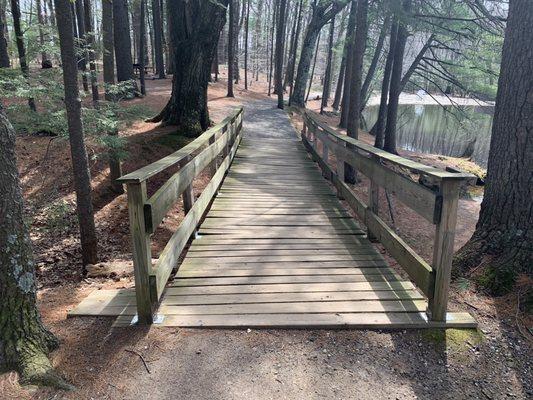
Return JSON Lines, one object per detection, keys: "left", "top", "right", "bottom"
{"left": 70, "top": 101, "right": 475, "bottom": 328}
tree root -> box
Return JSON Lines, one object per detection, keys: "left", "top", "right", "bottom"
{"left": 19, "top": 351, "right": 75, "bottom": 391}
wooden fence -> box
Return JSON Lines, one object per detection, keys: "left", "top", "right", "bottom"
{"left": 301, "top": 111, "right": 475, "bottom": 322}
{"left": 118, "top": 107, "right": 244, "bottom": 324}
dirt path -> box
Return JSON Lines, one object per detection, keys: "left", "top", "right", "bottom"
{"left": 3, "top": 77, "right": 531, "bottom": 400}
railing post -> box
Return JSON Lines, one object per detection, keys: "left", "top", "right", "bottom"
{"left": 321, "top": 136, "right": 329, "bottom": 178}
{"left": 429, "top": 178, "right": 460, "bottom": 321}
{"left": 208, "top": 133, "right": 218, "bottom": 175}
{"left": 125, "top": 181, "right": 154, "bottom": 324}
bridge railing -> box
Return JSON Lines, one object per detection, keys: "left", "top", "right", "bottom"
{"left": 118, "top": 107, "right": 244, "bottom": 324}
{"left": 301, "top": 110, "right": 475, "bottom": 322}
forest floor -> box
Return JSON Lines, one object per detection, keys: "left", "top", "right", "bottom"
{"left": 2, "top": 69, "right": 531, "bottom": 399}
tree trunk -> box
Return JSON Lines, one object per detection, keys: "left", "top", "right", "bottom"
{"left": 55, "top": 0, "right": 98, "bottom": 266}
{"left": 275, "top": 0, "right": 287, "bottom": 109}
{"left": 102, "top": 0, "right": 115, "bottom": 100}
{"left": 244, "top": 0, "right": 249, "bottom": 90}
{"left": 0, "top": 0, "right": 9, "bottom": 68}
{"left": 36, "top": 0, "right": 51, "bottom": 68}
{"left": 344, "top": 0, "right": 368, "bottom": 184}
{"left": 339, "top": 0, "right": 357, "bottom": 127}
{"left": 151, "top": 0, "right": 165, "bottom": 78}
{"left": 360, "top": 14, "right": 390, "bottom": 112}
{"left": 83, "top": 0, "right": 100, "bottom": 105}
{"left": 267, "top": 0, "right": 277, "bottom": 96}
{"left": 227, "top": 0, "right": 235, "bottom": 97}
{"left": 332, "top": 48, "right": 346, "bottom": 111}
{"left": 0, "top": 109, "right": 72, "bottom": 389}
{"left": 10, "top": 0, "right": 37, "bottom": 111}
{"left": 374, "top": 19, "right": 398, "bottom": 149}
{"left": 284, "top": 0, "right": 303, "bottom": 98}
{"left": 138, "top": 0, "right": 146, "bottom": 95}
{"left": 305, "top": 31, "right": 320, "bottom": 103}
{"left": 383, "top": 0, "right": 409, "bottom": 154}
{"left": 320, "top": 16, "right": 335, "bottom": 113}
{"left": 291, "top": 1, "right": 349, "bottom": 107}
{"left": 150, "top": 0, "right": 229, "bottom": 136}
{"left": 453, "top": 0, "right": 533, "bottom": 294}
{"left": 74, "top": 0, "right": 89, "bottom": 92}
{"left": 346, "top": 0, "right": 368, "bottom": 137}
{"left": 113, "top": 0, "right": 137, "bottom": 95}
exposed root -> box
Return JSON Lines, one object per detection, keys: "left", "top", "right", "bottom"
{"left": 19, "top": 350, "right": 75, "bottom": 391}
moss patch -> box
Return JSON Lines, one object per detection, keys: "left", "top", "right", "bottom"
{"left": 422, "top": 328, "right": 484, "bottom": 350}
{"left": 154, "top": 133, "right": 192, "bottom": 149}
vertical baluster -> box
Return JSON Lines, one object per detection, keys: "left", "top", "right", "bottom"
{"left": 125, "top": 181, "right": 154, "bottom": 324}
{"left": 429, "top": 179, "right": 460, "bottom": 321}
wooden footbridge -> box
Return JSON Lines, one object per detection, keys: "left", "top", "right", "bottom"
{"left": 70, "top": 102, "right": 476, "bottom": 329}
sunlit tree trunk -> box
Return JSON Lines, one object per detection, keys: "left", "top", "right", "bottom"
{"left": 454, "top": 0, "right": 533, "bottom": 293}
{"left": 55, "top": 0, "right": 98, "bottom": 266}
{"left": 150, "top": 0, "right": 229, "bottom": 135}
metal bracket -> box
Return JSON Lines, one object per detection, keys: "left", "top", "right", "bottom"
{"left": 130, "top": 314, "right": 165, "bottom": 326}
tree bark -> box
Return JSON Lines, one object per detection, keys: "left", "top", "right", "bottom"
{"left": 74, "top": 0, "right": 89, "bottom": 92}
{"left": 113, "top": 0, "right": 137, "bottom": 95}
{"left": 55, "top": 0, "right": 98, "bottom": 266}
{"left": 320, "top": 15, "right": 335, "bottom": 114}
{"left": 10, "top": 0, "right": 37, "bottom": 111}
{"left": 150, "top": 0, "right": 229, "bottom": 136}
{"left": 36, "top": 0, "right": 51, "bottom": 68}
{"left": 344, "top": 0, "right": 368, "bottom": 184}
{"left": 374, "top": 19, "right": 398, "bottom": 149}
{"left": 0, "top": 109, "right": 72, "bottom": 389}
{"left": 275, "top": 0, "right": 287, "bottom": 109}
{"left": 151, "top": 0, "right": 165, "bottom": 78}
{"left": 339, "top": 0, "right": 357, "bottom": 127}
{"left": 138, "top": 0, "right": 146, "bottom": 95}
{"left": 0, "top": 0, "right": 9, "bottom": 68}
{"left": 383, "top": 0, "right": 410, "bottom": 154}
{"left": 284, "top": 0, "right": 303, "bottom": 99}
{"left": 102, "top": 0, "right": 115, "bottom": 100}
{"left": 360, "top": 14, "right": 390, "bottom": 112}
{"left": 227, "top": 0, "right": 236, "bottom": 97}
{"left": 83, "top": 0, "right": 100, "bottom": 105}
{"left": 244, "top": 0, "right": 249, "bottom": 90}
{"left": 267, "top": 0, "right": 277, "bottom": 96}
{"left": 291, "top": 0, "right": 349, "bottom": 107}
{"left": 454, "top": 0, "right": 533, "bottom": 294}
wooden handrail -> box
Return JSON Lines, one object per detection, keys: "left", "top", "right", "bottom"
{"left": 304, "top": 111, "right": 474, "bottom": 181}
{"left": 120, "top": 107, "right": 244, "bottom": 324}
{"left": 118, "top": 107, "right": 244, "bottom": 183}
{"left": 301, "top": 110, "right": 475, "bottom": 322}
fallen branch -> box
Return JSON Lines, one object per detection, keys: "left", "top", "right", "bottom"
{"left": 125, "top": 349, "right": 151, "bottom": 374}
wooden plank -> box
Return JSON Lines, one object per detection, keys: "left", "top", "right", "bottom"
{"left": 177, "top": 267, "right": 396, "bottom": 278}
{"left": 111, "top": 312, "right": 477, "bottom": 328}
{"left": 206, "top": 210, "right": 351, "bottom": 217}
{"left": 162, "top": 290, "right": 425, "bottom": 304}
{"left": 191, "top": 237, "right": 366, "bottom": 245}
{"left": 180, "top": 260, "right": 390, "bottom": 271}
{"left": 148, "top": 312, "right": 477, "bottom": 328}
{"left": 119, "top": 107, "right": 243, "bottom": 183}
{"left": 189, "top": 243, "right": 373, "bottom": 252}
{"left": 200, "top": 218, "right": 362, "bottom": 229}
{"left": 166, "top": 280, "right": 416, "bottom": 294}
{"left": 171, "top": 274, "right": 400, "bottom": 287}
{"left": 186, "top": 247, "right": 378, "bottom": 257}
{"left": 155, "top": 300, "right": 428, "bottom": 315}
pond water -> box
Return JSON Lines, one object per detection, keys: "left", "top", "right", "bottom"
{"left": 362, "top": 104, "right": 493, "bottom": 167}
